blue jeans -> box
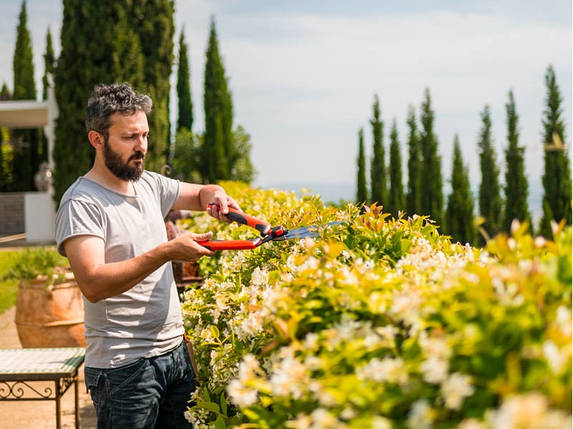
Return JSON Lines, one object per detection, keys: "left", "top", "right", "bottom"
{"left": 85, "top": 340, "right": 195, "bottom": 428}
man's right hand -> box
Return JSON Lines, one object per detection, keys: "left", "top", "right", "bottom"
{"left": 168, "top": 232, "right": 215, "bottom": 262}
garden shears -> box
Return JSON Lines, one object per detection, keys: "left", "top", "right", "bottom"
{"left": 197, "top": 204, "right": 341, "bottom": 250}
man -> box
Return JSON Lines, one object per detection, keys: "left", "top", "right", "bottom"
{"left": 55, "top": 83, "right": 238, "bottom": 428}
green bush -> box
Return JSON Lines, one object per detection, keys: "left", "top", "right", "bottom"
{"left": 2, "top": 247, "right": 70, "bottom": 284}
{"left": 180, "top": 182, "right": 571, "bottom": 429}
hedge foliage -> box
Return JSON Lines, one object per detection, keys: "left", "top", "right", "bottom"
{"left": 179, "top": 182, "right": 571, "bottom": 429}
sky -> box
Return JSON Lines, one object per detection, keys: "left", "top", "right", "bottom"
{"left": 0, "top": 0, "right": 571, "bottom": 215}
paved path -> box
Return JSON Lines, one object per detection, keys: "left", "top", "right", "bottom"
{"left": 0, "top": 307, "right": 97, "bottom": 428}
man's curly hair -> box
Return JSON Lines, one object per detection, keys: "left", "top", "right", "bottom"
{"left": 85, "top": 83, "right": 152, "bottom": 139}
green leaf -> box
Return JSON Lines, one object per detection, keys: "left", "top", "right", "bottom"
{"left": 220, "top": 392, "right": 228, "bottom": 416}
{"left": 215, "top": 415, "right": 226, "bottom": 429}
{"left": 195, "top": 401, "right": 220, "bottom": 414}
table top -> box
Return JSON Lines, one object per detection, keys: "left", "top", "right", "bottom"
{"left": 0, "top": 348, "right": 85, "bottom": 381}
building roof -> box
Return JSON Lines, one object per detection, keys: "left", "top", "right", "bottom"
{"left": 0, "top": 100, "right": 49, "bottom": 128}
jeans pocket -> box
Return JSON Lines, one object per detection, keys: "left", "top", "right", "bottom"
{"left": 106, "top": 358, "right": 149, "bottom": 394}
{"left": 85, "top": 367, "right": 104, "bottom": 405}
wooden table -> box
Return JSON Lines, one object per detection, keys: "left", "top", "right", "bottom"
{"left": 0, "top": 347, "right": 85, "bottom": 429}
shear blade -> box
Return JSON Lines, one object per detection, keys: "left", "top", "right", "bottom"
{"left": 279, "top": 221, "right": 344, "bottom": 240}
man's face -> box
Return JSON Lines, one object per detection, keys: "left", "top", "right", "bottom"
{"left": 103, "top": 110, "right": 149, "bottom": 181}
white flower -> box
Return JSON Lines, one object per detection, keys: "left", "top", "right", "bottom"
{"left": 484, "top": 393, "right": 572, "bottom": 429}
{"left": 340, "top": 407, "right": 356, "bottom": 420}
{"left": 419, "top": 332, "right": 452, "bottom": 360}
{"left": 543, "top": 341, "right": 566, "bottom": 374}
{"left": 234, "top": 312, "right": 264, "bottom": 340}
{"left": 371, "top": 416, "right": 392, "bottom": 429}
{"left": 441, "top": 372, "right": 474, "bottom": 410}
{"left": 408, "top": 399, "right": 433, "bottom": 429}
{"left": 556, "top": 305, "right": 572, "bottom": 337}
{"left": 287, "top": 413, "right": 312, "bottom": 429}
{"left": 270, "top": 355, "right": 309, "bottom": 399}
{"left": 310, "top": 408, "right": 339, "bottom": 429}
{"left": 227, "top": 378, "right": 258, "bottom": 408}
{"left": 357, "top": 357, "right": 408, "bottom": 385}
{"left": 456, "top": 419, "right": 485, "bottom": 429}
{"left": 421, "top": 357, "right": 449, "bottom": 384}
{"left": 250, "top": 267, "right": 269, "bottom": 287}
{"left": 184, "top": 407, "right": 209, "bottom": 425}
{"left": 303, "top": 332, "right": 319, "bottom": 350}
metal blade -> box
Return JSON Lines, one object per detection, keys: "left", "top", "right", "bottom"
{"left": 276, "top": 221, "right": 344, "bottom": 241}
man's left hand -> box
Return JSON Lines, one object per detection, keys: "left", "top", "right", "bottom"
{"left": 206, "top": 191, "right": 240, "bottom": 222}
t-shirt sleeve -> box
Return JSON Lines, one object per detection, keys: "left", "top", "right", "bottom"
{"left": 150, "top": 172, "right": 180, "bottom": 218}
{"left": 55, "top": 199, "right": 106, "bottom": 257}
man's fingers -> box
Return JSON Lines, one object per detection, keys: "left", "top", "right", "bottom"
{"left": 191, "top": 232, "right": 213, "bottom": 242}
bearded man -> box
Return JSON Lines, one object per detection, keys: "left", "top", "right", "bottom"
{"left": 55, "top": 83, "right": 237, "bottom": 428}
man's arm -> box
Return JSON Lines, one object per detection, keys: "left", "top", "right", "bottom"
{"left": 64, "top": 232, "right": 213, "bottom": 303}
{"left": 172, "top": 182, "right": 240, "bottom": 221}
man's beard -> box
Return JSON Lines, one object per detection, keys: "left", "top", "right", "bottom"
{"left": 103, "top": 139, "right": 145, "bottom": 181}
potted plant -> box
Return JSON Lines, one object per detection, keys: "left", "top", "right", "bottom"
{"left": 3, "top": 247, "right": 85, "bottom": 348}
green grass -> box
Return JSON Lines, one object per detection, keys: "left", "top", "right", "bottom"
{"left": 0, "top": 250, "right": 23, "bottom": 316}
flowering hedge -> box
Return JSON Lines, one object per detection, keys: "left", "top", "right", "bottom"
{"left": 179, "top": 182, "right": 572, "bottom": 429}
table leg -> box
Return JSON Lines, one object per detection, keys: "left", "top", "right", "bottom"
{"left": 55, "top": 379, "right": 61, "bottom": 429}
{"left": 75, "top": 373, "right": 80, "bottom": 429}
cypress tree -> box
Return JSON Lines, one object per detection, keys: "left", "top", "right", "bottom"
{"left": 356, "top": 128, "right": 367, "bottom": 204}
{"left": 538, "top": 65, "right": 572, "bottom": 237}
{"left": 0, "top": 84, "right": 10, "bottom": 191}
{"left": 12, "top": 0, "right": 38, "bottom": 191}
{"left": 406, "top": 105, "right": 421, "bottom": 215}
{"left": 420, "top": 88, "right": 443, "bottom": 226}
{"left": 53, "top": 0, "right": 166, "bottom": 202}
{"left": 503, "top": 90, "right": 531, "bottom": 231}
{"left": 40, "top": 27, "right": 56, "bottom": 163}
{"left": 203, "top": 17, "right": 230, "bottom": 183}
{"left": 131, "top": 0, "right": 175, "bottom": 171}
{"left": 177, "top": 29, "right": 193, "bottom": 132}
{"left": 41, "top": 28, "right": 55, "bottom": 101}
{"left": 446, "top": 135, "right": 475, "bottom": 244}
{"left": 477, "top": 105, "right": 503, "bottom": 243}
{"left": 370, "top": 95, "right": 386, "bottom": 205}
{"left": 388, "top": 119, "right": 404, "bottom": 217}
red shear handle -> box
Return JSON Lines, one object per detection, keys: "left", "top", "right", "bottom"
{"left": 197, "top": 239, "right": 261, "bottom": 251}
{"left": 208, "top": 204, "right": 271, "bottom": 236}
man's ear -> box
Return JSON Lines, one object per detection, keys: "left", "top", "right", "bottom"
{"left": 88, "top": 130, "right": 104, "bottom": 150}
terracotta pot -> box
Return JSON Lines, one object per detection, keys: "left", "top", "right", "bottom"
{"left": 15, "top": 278, "right": 86, "bottom": 348}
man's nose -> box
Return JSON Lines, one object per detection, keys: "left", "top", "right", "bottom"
{"left": 135, "top": 135, "right": 147, "bottom": 151}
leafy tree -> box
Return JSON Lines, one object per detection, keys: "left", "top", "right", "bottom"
{"left": 388, "top": 119, "right": 404, "bottom": 217}
{"left": 203, "top": 18, "right": 231, "bottom": 183}
{"left": 12, "top": 0, "right": 39, "bottom": 191}
{"left": 370, "top": 95, "right": 386, "bottom": 205}
{"left": 538, "top": 65, "right": 572, "bottom": 237}
{"left": 420, "top": 88, "right": 443, "bottom": 226}
{"left": 477, "top": 105, "right": 503, "bottom": 244}
{"left": 229, "top": 126, "right": 256, "bottom": 183}
{"left": 172, "top": 128, "right": 202, "bottom": 183}
{"left": 503, "top": 90, "right": 531, "bottom": 231}
{"left": 406, "top": 105, "right": 421, "bottom": 215}
{"left": 356, "top": 128, "right": 367, "bottom": 204}
{"left": 53, "top": 0, "right": 170, "bottom": 201}
{"left": 446, "top": 135, "right": 475, "bottom": 244}
{"left": 177, "top": 29, "right": 193, "bottom": 132}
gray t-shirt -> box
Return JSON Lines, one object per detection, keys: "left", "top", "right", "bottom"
{"left": 55, "top": 171, "right": 183, "bottom": 368}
